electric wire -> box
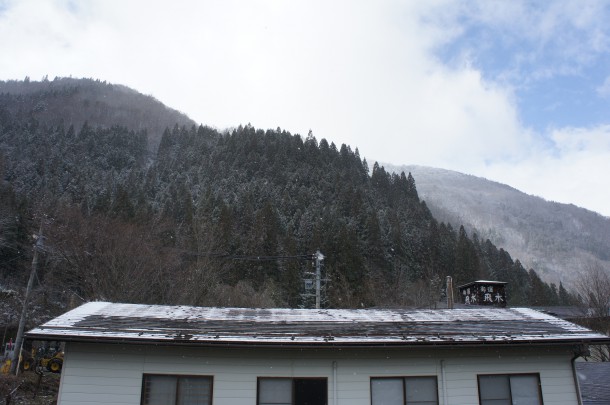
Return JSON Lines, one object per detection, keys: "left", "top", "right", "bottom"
{"left": 0, "top": 254, "right": 25, "bottom": 267}
{"left": 165, "top": 247, "right": 315, "bottom": 261}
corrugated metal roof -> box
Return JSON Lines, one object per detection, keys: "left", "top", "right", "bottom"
{"left": 532, "top": 306, "right": 585, "bottom": 320}
{"left": 25, "top": 302, "right": 610, "bottom": 348}
{"left": 576, "top": 362, "right": 610, "bottom": 405}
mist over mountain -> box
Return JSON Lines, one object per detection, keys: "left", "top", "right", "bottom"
{"left": 0, "top": 78, "right": 574, "bottom": 329}
{"left": 389, "top": 165, "right": 610, "bottom": 286}
{"left": 0, "top": 77, "right": 195, "bottom": 152}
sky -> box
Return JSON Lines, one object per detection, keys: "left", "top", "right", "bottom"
{"left": 1, "top": 0, "right": 610, "bottom": 216}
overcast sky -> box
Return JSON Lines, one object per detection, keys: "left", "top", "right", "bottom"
{"left": 1, "top": 0, "right": 610, "bottom": 216}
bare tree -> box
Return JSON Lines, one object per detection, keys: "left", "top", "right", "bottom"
{"left": 47, "top": 207, "right": 181, "bottom": 304}
{"left": 575, "top": 262, "right": 610, "bottom": 361}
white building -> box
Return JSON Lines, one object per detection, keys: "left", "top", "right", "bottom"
{"left": 26, "top": 302, "right": 610, "bottom": 405}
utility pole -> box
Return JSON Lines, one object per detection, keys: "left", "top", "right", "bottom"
{"left": 10, "top": 223, "right": 43, "bottom": 375}
{"left": 301, "top": 250, "right": 326, "bottom": 309}
{"left": 446, "top": 276, "right": 454, "bottom": 310}
{"left": 314, "top": 250, "right": 324, "bottom": 309}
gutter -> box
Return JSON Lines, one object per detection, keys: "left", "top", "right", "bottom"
{"left": 24, "top": 332, "right": 610, "bottom": 349}
{"left": 571, "top": 345, "right": 589, "bottom": 405}
{"left": 440, "top": 360, "right": 448, "bottom": 405}
{"left": 332, "top": 361, "right": 338, "bottom": 405}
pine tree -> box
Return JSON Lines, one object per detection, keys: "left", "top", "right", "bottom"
{"left": 454, "top": 226, "right": 480, "bottom": 286}
{"left": 558, "top": 282, "right": 573, "bottom": 305}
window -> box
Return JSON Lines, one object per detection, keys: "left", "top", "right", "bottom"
{"left": 142, "top": 374, "right": 212, "bottom": 405}
{"left": 478, "top": 374, "right": 543, "bottom": 405}
{"left": 258, "top": 377, "right": 327, "bottom": 405}
{"left": 371, "top": 377, "right": 438, "bottom": 405}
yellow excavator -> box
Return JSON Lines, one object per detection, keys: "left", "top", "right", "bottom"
{"left": 1, "top": 342, "right": 63, "bottom": 374}
{"left": 23, "top": 345, "right": 63, "bottom": 373}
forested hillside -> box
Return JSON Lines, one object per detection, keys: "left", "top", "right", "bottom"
{"left": 0, "top": 79, "right": 570, "bottom": 328}
{"left": 392, "top": 165, "right": 610, "bottom": 286}
{"left": 0, "top": 77, "right": 195, "bottom": 151}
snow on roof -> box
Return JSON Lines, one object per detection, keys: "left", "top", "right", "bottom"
{"left": 26, "top": 302, "right": 610, "bottom": 348}
{"left": 458, "top": 280, "right": 507, "bottom": 288}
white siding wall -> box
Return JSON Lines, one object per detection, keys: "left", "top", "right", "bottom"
{"left": 57, "top": 342, "right": 579, "bottom": 405}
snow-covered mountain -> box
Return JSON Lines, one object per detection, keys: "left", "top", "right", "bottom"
{"left": 389, "top": 165, "right": 610, "bottom": 286}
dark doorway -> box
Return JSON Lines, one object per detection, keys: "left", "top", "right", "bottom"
{"left": 294, "top": 378, "right": 327, "bottom": 405}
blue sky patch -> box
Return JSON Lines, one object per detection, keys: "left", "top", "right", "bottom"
{"left": 436, "top": 3, "right": 610, "bottom": 134}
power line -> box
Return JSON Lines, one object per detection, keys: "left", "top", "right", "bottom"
{"left": 164, "top": 247, "right": 315, "bottom": 262}
{"left": 229, "top": 254, "right": 314, "bottom": 261}
{"left": 0, "top": 254, "right": 26, "bottom": 267}
{"left": 0, "top": 244, "right": 24, "bottom": 253}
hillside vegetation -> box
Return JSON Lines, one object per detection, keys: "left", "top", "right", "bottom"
{"left": 0, "top": 79, "right": 571, "bottom": 330}
{"left": 394, "top": 165, "right": 610, "bottom": 286}
{"left": 0, "top": 77, "right": 195, "bottom": 151}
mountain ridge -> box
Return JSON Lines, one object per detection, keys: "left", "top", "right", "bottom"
{"left": 387, "top": 164, "right": 610, "bottom": 286}
{"left": 0, "top": 77, "right": 196, "bottom": 152}
{"left": 0, "top": 78, "right": 577, "bottom": 319}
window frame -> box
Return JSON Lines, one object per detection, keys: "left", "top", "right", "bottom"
{"left": 141, "top": 373, "right": 214, "bottom": 405}
{"left": 370, "top": 376, "right": 439, "bottom": 405}
{"left": 477, "top": 373, "right": 543, "bottom": 405}
{"left": 256, "top": 376, "right": 328, "bottom": 405}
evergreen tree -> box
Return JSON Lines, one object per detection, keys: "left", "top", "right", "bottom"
{"left": 558, "top": 282, "right": 573, "bottom": 305}
{"left": 454, "top": 226, "right": 480, "bottom": 286}
{"left": 0, "top": 83, "right": 568, "bottom": 311}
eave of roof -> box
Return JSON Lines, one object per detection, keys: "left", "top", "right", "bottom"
{"left": 25, "top": 302, "right": 610, "bottom": 349}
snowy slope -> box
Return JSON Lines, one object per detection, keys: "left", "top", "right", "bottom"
{"left": 388, "top": 165, "right": 610, "bottom": 286}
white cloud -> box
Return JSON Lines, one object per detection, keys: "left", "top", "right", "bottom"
{"left": 598, "top": 76, "right": 610, "bottom": 98}
{"left": 1, "top": 0, "right": 609, "bottom": 216}
{"left": 482, "top": 125, "right": 610, "bottom": 216}
{"left": 440, "top": 1, "right": 610, "bottom": 84}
